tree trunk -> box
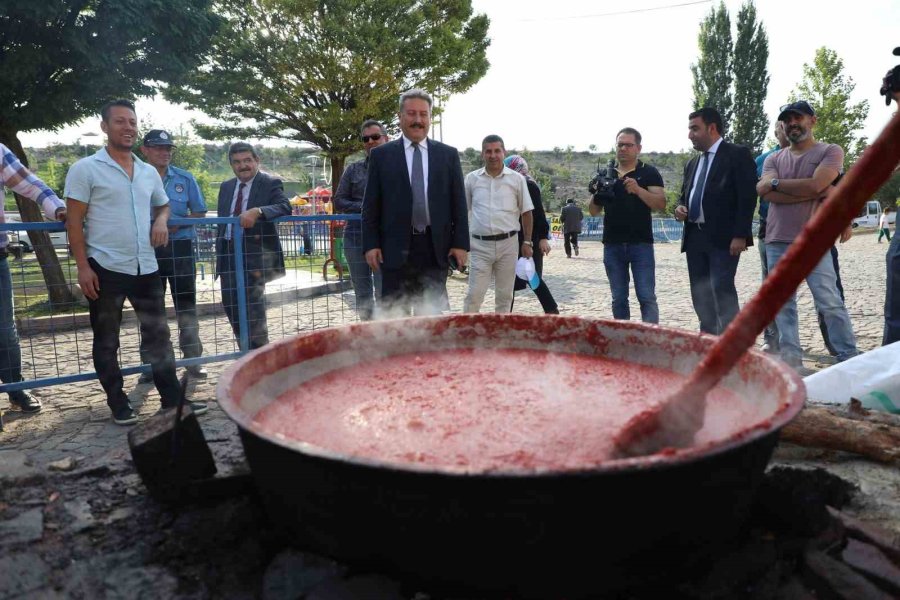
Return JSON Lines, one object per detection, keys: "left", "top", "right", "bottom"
{"left": 329, "top": 155, "right": 346, "bottom": 194}
{"left": 0, "top": 130, "right": 75, "bottom": 306}
{"left": 780, "top": 404, "right": 900, "bottom": 464}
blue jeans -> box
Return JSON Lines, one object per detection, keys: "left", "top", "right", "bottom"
{"left": 0, "top": 256, "right": 27, "bottom": 403}
{"left": 885, "top": 233, "right": 900, "bottom": 345}
{"left": 602, "top": 242, "right": 658, "bottom": 323}
{"left": 758, "top": 238, "right": 778, "bottom": 349}
{"left": 343, "top": 224, "right": 381, "bottom": 320}
{"left": 766, "top": 241, "right": 858, "bottom": 365}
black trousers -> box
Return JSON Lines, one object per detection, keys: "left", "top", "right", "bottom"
{"left": 87, "top": 259, "right": 181, "bottom": 409}
{"left": 512, "top": 249, "right": 559, "bottom": 314}
{"left": 381, "top": 230, "right": 447, "bottom": 316}
{"left": 140, "top": 239, "right": 202, "bottom": 362}
{"left": 220, "top": 246, "right": 269, "bottom": 350}
{"left": 564, "top": 232, "right": 579, "bottom": 257}
{"left": 684, "top": 224, "right": 741, "bottom": 335}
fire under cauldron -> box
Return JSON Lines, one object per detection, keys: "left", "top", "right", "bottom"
{"left": 217, "top": 314, "right": 805, "bottom": 597}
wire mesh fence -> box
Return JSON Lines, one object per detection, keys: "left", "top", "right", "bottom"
{"left": 0, "top": 215, "right": 360, "bottom": 394}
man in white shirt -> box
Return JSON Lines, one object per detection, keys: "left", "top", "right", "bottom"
{"left": 463, "top": 135, "right": 534, "bottom": 313}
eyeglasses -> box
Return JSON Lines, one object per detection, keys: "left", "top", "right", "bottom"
{"left": 361, "top": 134, "right": 383, "bottom": 143}
{"left": 616, "top": 143, "right": 636, "bottom": 149}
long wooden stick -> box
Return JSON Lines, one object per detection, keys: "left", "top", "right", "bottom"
{"left": 615, "top": 113, "right": 900, "bottom": 457}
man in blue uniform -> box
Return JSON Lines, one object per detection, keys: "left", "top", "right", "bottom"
{"left": 138, "top": 129, "right": 208, "bottom": 381}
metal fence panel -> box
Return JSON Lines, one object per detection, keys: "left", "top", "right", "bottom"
{"left": 0, "top": 215, "right": 358, "bottom": 394}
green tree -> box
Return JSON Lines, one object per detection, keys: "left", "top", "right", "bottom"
{"left": 731, "top": 1, "right": 770, "bottom": 154}
{"left": 791, "top": 47, "right": 870, "bottom": 169}
{"left": 167, "top": 0, "right": 490, "bottom": 186}
{"left": 873, "top": 169, "right": 900, "bottom": 209}
{"left": 691, "top": 1, "right": 733, "bottom": 134}
{"left": 0, "top": 0, "right": 220, "bottom": 305}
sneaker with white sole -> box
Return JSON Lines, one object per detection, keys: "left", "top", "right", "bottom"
{"left": 111, "top": 404, "right": 138, "bottom": 425}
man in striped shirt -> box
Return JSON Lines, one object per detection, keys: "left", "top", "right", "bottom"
{"left": 0, "top": 143, "right": 66, "bottom": 429}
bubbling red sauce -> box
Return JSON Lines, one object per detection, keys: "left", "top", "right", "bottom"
{"left": 252, "top": 348, "right": 759, "bottom": 473}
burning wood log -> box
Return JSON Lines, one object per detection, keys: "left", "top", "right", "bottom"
{"left": 780, "top": 404, "right": 900, "bottom": 464}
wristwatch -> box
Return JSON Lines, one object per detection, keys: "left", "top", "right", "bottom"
{"left": 522, "top": 240, "right": 533, "bottom": 246}
{"left": 770, "top": 179, "right": 780, "bottom": 191}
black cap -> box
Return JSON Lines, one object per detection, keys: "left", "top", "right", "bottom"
{"left": 777, "top": 101, "right": 815, "bottom": 122}
{"left": 142, "top": 129, "right": 176, "bottom": 147}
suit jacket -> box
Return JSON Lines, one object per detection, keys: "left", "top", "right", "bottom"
{"left": 520, "top": 178, "right": 549, "bottom": 245}
{"left": 679, "top": 140, "right": 757, "bottom": 252}
{"left": 362, "top": 138, "right": 469, "bottom": 270}
{"left": 215, "top": 171, "right": 292, "bottom": 283}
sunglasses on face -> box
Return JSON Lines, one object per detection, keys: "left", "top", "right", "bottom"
{"left": 361, "top": 134, "right": 382, "bottom": 143}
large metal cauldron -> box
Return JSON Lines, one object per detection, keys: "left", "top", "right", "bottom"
{"left": 217, "top": 315, "right": 804, "bottom": 597}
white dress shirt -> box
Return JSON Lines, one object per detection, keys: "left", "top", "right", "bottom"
{"left": 226, "top": 174, "right": 256, "bottom": 239}
{"left": 464, "top": 167, "right": 534, "bottom": 236}
{"left": 687, "top": 137, "right": 723, "bottom": 224}
{"left": 403, "top": 135, "right": 430, "bottom": 226}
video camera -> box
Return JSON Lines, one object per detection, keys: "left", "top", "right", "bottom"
{"left": 879, "top": 46, "right": 900, "bottom": 106}
{"left": 588, "top": 159, "right": 618, "bottom": 206}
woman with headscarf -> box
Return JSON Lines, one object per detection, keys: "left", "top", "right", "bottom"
{"left": 504, "top": 155, "right": 559, "bottom": 314}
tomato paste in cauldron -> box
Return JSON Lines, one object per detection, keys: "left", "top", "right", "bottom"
{"left": 218, "top": 314, "right": 805, "bottom": 597}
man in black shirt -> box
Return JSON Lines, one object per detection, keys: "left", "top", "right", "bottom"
{"left": 589, "top": 127, "right": 665, "bottom": 323}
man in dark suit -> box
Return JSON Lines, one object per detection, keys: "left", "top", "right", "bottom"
{"left": 675, "top": 108, "right": 757, "bottom": 335}
{"left": 362, "top": 88, "right": 469, "bottom": 316}
{"left": 216, "top": 142, "right": 291, "bottom": 349}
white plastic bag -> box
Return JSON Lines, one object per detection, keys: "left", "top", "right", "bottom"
{"left": 803, "top": 341, "right": 900, "bottom": 413}
{"left": 515, "top": 257, "right": 540, "bottom": 290}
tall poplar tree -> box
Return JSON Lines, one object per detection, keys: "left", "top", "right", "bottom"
{"left": 791, "top": 47, "right": 870, "bottom": 169}
{"left": 690, "top": 1, "right": 733, "bottom": 134}
{"left": 732, "top": 1, "right": 770, "bottom": 154}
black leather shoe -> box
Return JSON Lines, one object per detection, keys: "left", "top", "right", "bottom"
{"left": 9, "top": 391, "right": 42, "bottom": 413}
{"left": 185, "top": 365, "right": 208, "bottom": 379}
{"left": 111, "top": 404, "right": 138, "bottom": 425}
{"left": 158, "top": 401, "right": 208, "bottom": 416}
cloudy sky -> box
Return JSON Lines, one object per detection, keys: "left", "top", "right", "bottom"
{"left": 20, "top": 0, "right": 900, "bottom": 153}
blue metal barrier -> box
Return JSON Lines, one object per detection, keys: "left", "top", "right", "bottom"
{"left": 578, "top": 217, "right": 759, "bottom": 242}
{"left": 0, "top": 214, "right": 360, "bottom": 395}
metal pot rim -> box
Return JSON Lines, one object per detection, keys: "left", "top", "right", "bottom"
{"left": 217, "top": 315, "right": 806, "bottom": 477}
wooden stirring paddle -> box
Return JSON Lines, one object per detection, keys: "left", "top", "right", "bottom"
{"left": 613, "top": 112, "right": 900, "bottom": 459}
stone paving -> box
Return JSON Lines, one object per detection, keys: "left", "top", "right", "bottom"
{"left": 0, "top": 228, "right": 894, "bottom": 598}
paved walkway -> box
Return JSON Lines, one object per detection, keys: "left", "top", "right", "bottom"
{"left": 0, "top": 230, "right": 890, "bottom": 468}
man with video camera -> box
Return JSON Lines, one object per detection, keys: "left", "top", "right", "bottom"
{"left": 588, "top": 127, "right": 665, "bottom": 323}
{"left": 882, "top": 47, "right": 900, "bottom": 346}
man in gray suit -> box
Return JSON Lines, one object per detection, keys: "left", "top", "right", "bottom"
{"left": 216, "top": 142, "right": 291, "bottom": 349}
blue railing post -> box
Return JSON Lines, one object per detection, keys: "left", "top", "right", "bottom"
{"left": 232, "top": 219, "right": 250, "bottom": 353}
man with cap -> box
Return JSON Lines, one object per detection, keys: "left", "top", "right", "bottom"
{"left": 137, "top": 130, "right": 208, "bottom": 381}
{"left": 757, "top": 100, "right": 858, "bottom": 372}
